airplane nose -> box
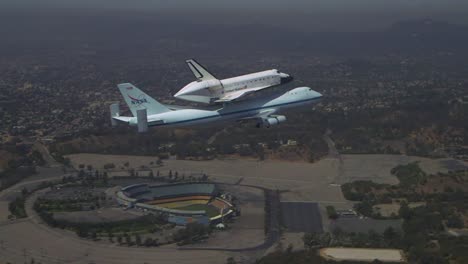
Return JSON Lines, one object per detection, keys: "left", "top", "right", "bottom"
{"left": 314, "top": 91, "right": 323, "bottom": 98}
{"left": 280, "top": 74, "right": 293, "bottom": 84}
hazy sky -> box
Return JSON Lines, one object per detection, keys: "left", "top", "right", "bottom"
{"left": 2, "top": 0, "right": 467, "bottom": 13}
{"left": 3, "top": 0, "right": 467, "bottom": 31}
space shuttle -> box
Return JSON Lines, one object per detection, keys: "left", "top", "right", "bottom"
{"left": 174, "top": 59, "right": 293, "bottom": 104}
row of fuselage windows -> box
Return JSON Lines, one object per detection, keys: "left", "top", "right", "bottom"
{"left": 226, "top": 76, "right": 275, "bottom": 90}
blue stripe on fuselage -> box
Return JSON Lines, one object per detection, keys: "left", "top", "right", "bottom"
{"left": 148, "top": 96, "right": 321, "bottom": 127}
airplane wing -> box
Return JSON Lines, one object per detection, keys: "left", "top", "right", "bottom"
{"left": 236, "top": 108, "right": 287, "bottom": 127}
{"left": 215, "top": 87, "right": 268, "bottom": 103}
{"left": 237, "top": 108, "right": 278, "bottom": 121}
{"left": 186, "top": 59, "right": 217, "bottom": 81}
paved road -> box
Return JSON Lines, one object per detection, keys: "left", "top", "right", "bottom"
{"left": 323, "top": 129, "right": 344, "bottom": 184}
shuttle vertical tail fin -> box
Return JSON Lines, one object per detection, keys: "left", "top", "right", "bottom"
{"left": 117, "top": 83, "right": 171, "bottom": 117}
{"left": 186, "top": 59, "right": 217, "bottom": 81}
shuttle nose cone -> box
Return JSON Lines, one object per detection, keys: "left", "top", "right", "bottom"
{"left": 174, "top": 89, "right": 186, "bottom": 98}
{"left": 174, "top": 82, "right": 198, "bottom": 99}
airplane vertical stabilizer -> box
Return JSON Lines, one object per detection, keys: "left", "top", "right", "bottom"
{"left": 117, "top": 83, "right": 171, "bottom": 116}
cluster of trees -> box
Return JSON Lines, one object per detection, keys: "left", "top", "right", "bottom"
{"left": 340, "top": 168, "right": 468, "bottom": 262}
{"left": 341, "top": 180, "right": 393, "bottom": 218}
{"left": 341, "top": 180, "right": 389, "bottom": 202}
{"left": 8, "top": 196, "right": 26, "bottom": 219}
{"left": 391, "top": 162, "right": 427, "bottom": 188}
{"left": 342, "top": 163, "right": 459, "bottom": 218}
{"left": 163, "top": 170, "right": 209, "bottom": 183}
{"left": 303, "top": 227, "right": 401, "bottom": 249}
{"left": 8, "top": 182, "right": 51, "bottom": 219}
{"left": 325, "top": 206, "right": 338, "bottom": 220}
{"left": 111, "top": 233, "right": 160, "bottom": 247}
{"left": 398, "top": 202, "right": 457, "bottom": 262}
{"left": 35, "top": 204, "right": 168, "bottom": 241}
{"left": 76, "top": 168, "right": 109, "bottom": 187}
{"left": 35, "top": 197, "right": 98, "bottom": 212}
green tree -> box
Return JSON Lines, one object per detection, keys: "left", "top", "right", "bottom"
{"left": 125, "top": 234, "right": 132, "bottom": 245}
{"left": 144, "top": 237, "right": 153, "bottom": 247}
{"left": 76, "top": 226, "right": 88, "bottom": 238}
{"left": 135, "top": 234, "right": 142, "bottom": 246}
{"left": 326, "top": 205, "right": 338, "bottom": 219}
{"left": 399, "top": 201, "right": 411, "bottom": 220}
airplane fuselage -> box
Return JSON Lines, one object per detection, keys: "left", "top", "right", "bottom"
{"left": 128, "top": 87, "right": 322, "bottom": 128}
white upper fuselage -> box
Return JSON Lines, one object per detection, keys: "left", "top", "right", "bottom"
{"left": 174, "top": 69, "right": 292, "bottom": 104}
{"left": 128, "top": 87, "right": 322, "bottom": 128}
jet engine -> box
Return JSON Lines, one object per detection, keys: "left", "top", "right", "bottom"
{"left": 258, "top": 115, "right": 287, "bottom": 128}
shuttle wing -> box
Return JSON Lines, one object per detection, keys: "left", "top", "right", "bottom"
{"left": 186, "top": 59, "right": 217, "bottom": 81}
{"left": 215, "top": 86, "right": 269, "bottom": 103}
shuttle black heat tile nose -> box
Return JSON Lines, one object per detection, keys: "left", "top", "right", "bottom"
{"left": 281, "top": 76, "right": 293, "bottom": 84}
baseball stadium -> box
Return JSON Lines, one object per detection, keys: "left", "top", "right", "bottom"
{"left": 116, "top": 183, "right": 234, "bottom": 225}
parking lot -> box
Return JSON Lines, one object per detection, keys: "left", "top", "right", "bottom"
{"left": 281, "top": 202, "right": 323, "bottom": 233}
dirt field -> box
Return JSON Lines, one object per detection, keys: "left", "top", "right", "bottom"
{"left": 320, "top": 247, "right": 405, "bottom": 262}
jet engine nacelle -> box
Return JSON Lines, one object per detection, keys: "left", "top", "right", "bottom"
{"left": 260, "top": 115, "right": 287, "bottom": 128}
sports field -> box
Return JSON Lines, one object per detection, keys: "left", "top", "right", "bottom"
{"left": 175, "top": 204, "right": 220, "bottom": 217}
{"left": 156, "top": 199, "right": 209, "bottom": 209}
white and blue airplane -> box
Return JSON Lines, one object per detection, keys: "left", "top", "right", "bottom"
{"left": 111, "top": 83, "right": 322, "bottom": 131}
